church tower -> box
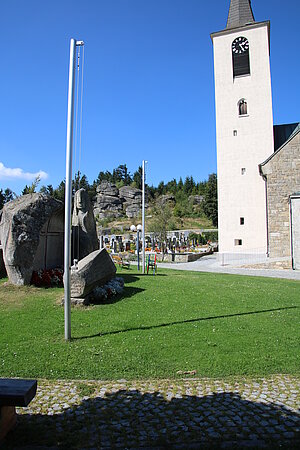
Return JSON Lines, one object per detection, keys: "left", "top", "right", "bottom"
{"left": 211, "top": 0, "right": 274, "bottom": 257}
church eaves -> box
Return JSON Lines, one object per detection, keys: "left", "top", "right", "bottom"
{"left": 226, "top": 0, "right": 255, "bottom": 29}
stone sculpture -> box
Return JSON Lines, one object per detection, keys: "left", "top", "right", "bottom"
{"left": 72, "top": 188, "right": 99, "bottom": 261}
{"left": 70, "top": 248, "right": 116, "bottom": 304}
{"left": 0, "top": 194, "right": 63, "bottom": 285}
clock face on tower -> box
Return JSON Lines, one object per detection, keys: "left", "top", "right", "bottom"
{"left": 232, "top": 37, "right": 249, "bottom": 54}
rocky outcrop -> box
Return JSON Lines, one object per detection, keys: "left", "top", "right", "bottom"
{"left": 93, "top": 182, "right": 142, "bottom": 219}
{"left": 0, "top": 194, "right": 63, "bottom": 285}
{"left": 97, "top": 181, "right": 119, "bottom": 197}
{"left": 159, "top": 195, "right": 176, "bottom": 206}
{"left": 70, "top": 249, "right": 116, "bottom": 300}
{"left": 119, "top": 185, "right": 142, "bottom": 202}
{"left": 189, "top": 195, "right": 204, "bottom": 205}
{"left": 94, "top": 182, "right": 123, "bottom": 219}
{"left": 119, "top": 186, "right": 142, "bottom": 218}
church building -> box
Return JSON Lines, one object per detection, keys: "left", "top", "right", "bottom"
{"left": 211, "top": 0, "right": 300, "bottom": 269}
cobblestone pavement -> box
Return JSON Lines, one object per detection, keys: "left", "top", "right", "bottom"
{"left": 3, "top": 375, "right": 299, "bottom": 449}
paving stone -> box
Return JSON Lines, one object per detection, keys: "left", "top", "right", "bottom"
{"left": 7, "top": 375, "right": 299, "bottom": 449}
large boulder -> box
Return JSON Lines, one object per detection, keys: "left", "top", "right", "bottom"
{"left": 96, "top": 181, "right": 119, "bottom": 197}
{"left": 119, "top": 185, "right": 142, "bottom": 202}
{"left": 94, "top": 182, "right": 123, "bottom": 219}
{"left": 70, "top": 248, "right": 116, "bottom": 298}
{"left": 119, "top": 186, "right": 142, "bottom": 218}
{"left": 124, "top": 203, "right": 141, "bottom": 218}
{"left": 0, "top": 194, "right": 63, "bottom": 285}
{"left": 96, "top": 195, "right": 123, "bottom": 206}
{"left": 93, "top": 182, "right": 143, "bottom": 220}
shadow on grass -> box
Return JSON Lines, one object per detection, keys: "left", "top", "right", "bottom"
{"left": 89, "top": 286, "right": 146, "bottom": 306}
{"left": 73, "top": 305, "right": 298, "bottom": 340}
{"left": 118, "top": 273, "right": 167, "bottom": 283}
{"left": 116, "top": 273, "right": 140, "bottom": 284}
{"left": 3, "top": 388, "right": 299, "bottom": 449}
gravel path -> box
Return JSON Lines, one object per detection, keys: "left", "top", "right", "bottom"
{"left": 3, "top": 375, "right": 299, "bottom": 449}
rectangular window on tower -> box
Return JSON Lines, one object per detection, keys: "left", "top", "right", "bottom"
{"left": 234, "top": 239, "right": 243, "bottom": 246}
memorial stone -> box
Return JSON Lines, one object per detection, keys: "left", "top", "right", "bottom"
{"left": 0, "top": 193, "right": 63, "bottom": 285}
{"left": 72, "top": 188, "right": 98, "bottom": 261}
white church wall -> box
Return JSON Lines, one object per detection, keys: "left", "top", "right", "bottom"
{"left": 212, "top": 23, "right": 274, "bottom": 254}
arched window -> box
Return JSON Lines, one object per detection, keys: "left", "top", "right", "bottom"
{"left": 238, "top": 99, "right": 247, "bottom": 116}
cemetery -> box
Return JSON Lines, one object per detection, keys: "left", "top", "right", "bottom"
{"left": 100, "top": 228, "right": 218, "bottom": 263}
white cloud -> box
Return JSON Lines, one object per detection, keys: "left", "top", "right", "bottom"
{"left": 0, "top": 162, "right": 48, "bottom": 181}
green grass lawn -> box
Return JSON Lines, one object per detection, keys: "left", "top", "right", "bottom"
{"left": 0, "top": 268, "right": 299, "bottom": 380}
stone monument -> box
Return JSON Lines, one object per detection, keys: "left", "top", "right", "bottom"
{"left": 0, "top": 193, "right": 64, "bottom": 285}
{"left": 70, "top": 248, "right": 116, "bottom": 304}
{"left": 72, "top": 188, "right": 99, "bottom": 261}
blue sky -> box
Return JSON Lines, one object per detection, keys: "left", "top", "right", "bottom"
{"left": 0, "top": 0, "right": 299, "bottom": 194}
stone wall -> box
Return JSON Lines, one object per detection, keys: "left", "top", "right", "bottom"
{"left": 155, "top": 250, "right": 212, "bottom": 263}
{"left": 260, "top": 130, "right": 300, "bottom": 261}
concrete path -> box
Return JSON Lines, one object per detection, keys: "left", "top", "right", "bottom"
{"left": 156, "top": 255, "right": 300, "bottom": 280}
{"left": 3, "top": 376, "right": 299, "bottom": 449}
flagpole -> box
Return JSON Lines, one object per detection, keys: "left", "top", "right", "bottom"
{"left": 142, "top": 160, "right": 147, "bottom": 274}
{"left": 64, "top": 38, "right": 84, "bottom": 341}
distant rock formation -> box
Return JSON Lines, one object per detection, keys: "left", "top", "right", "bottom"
{"left": 189, "top": 195, "right": 204, "bottom": 205}
{"left": 159, "top": 194, "right": 176, "bottom": 206}
{"left": 93, "top": 181, "right": 142, "bottom": 219}
{"left": 119, "top": 185, "right": 142, "bottom": 218}
{"left": 94, "top": 181, "right": 123, "bottom": 219}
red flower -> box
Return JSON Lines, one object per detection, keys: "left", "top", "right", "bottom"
{"left": 31, "top": 268, "right": 64, "bottom": 287}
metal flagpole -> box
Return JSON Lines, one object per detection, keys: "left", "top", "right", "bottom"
{"left": 64, "top": 38, "right": 84, "bottom": 341}
{"left": 137, "top": 229, "right": 140, "bottom": 271}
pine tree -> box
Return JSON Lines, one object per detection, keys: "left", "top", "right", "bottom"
{"left": 202, "top": 173, "right": 218, "bottom": 226}
{"left": 22, "top": 176, "right": 41, "bottom": 195}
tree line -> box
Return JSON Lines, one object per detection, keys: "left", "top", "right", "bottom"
{"left": 0, "top": 164, "right": 218, "bottom": 226}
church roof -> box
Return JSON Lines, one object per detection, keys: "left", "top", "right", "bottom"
{"left": 226, "top": 0, "right": 255, "bottom": 29}
{"left": 274, "top": 123, "right": 300, "bottom": 152}
{"left": 260, "top": 123, "right": 300, "bottom": 170}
